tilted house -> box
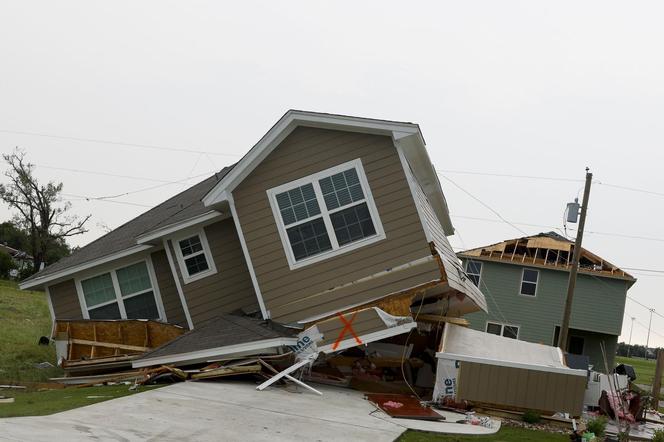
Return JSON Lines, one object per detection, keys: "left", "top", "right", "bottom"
{"left": 458, "top": 232, "right": 636, "bottom": 370}
{"left": 20, "top": 110, "right": 487, "bottom": 359}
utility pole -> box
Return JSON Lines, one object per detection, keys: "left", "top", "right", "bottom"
{"left": 647, "top": 308, "right": 655, "bottom": 359}
{"left": 628, "top": 317, "right": 635, "bottom": 358}
{"left": 558, "top": 168, "right": 592, "bottom": 351}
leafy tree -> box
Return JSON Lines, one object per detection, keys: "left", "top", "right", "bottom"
{"left": 0, "top": 149, "right": 90, "bottom": 273}
{"left": 0, "top": 221, "right": 30, "bottom": 251}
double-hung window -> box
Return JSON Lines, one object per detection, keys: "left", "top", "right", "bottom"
{"left": 268, "top": 159, "right": 385, "bottom": 269}
{"left": 79, "top": 260, "right": 162, "bottom": 320}
{"left": 519, "top": 268, "right": 539, "bottom": 296}
{"left": 466, "top": 261, "right": 482, "bottom": 287}
{"left": 173, "top": 229, "right": 217, "bottom": 283}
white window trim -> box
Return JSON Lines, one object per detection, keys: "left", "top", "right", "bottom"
{"left": 266, "top": 158, "right": 386, "bottom": 270}
{"left": 172, "top": 228, "right": 218, "bottom": 284}
{"left": 518, "top": 267, "right": 540, "bottom": 297}
{"left": 485, "top": 321, "right": 520, "bottom": 339}
{"left": 465, "top": 260, "right": 483, "bottom": 288}
{"left": 75, "top": 258, "right": 166, "bottom": 321}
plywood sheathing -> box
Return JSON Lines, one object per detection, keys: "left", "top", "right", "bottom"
{"left": 54, "top": 319, "right": 185, "bottom": 363}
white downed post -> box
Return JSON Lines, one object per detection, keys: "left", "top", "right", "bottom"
{"left": 256, "top": 326, "right": 323, "bottom": 395}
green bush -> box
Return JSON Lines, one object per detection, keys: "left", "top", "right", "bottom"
{"left": 521, "top": 410, "right": 541, "bottom": 424}
{"left": 653, "top": 428, "right": 664, "bottom": 442}
{"left": 0, "top": 250, "right": 16, "bottom": 279}
{"left": 586, "top": 416, "right": 607, "bottom": 437}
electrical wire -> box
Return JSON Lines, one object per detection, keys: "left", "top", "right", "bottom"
{"left": 438, "top": 175, "right": 527, "bottom": 236}
{"left": 0, "top": 128, "right": 242, "bottom": 157}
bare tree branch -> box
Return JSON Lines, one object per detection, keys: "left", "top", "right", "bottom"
{"left": 0, "top": 148, "right": 90, "bottom": 272}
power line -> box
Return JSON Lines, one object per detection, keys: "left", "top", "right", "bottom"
{"left": 438, "top": 169, "right": 664, "bottom": 200}
{"left": 450, "top": 214, "right": 664, "bottom": 244}
{"left": 61, "top": 194, "right": 152, "bottom": 208}
{"left": 439, "top": 175, "right": 527, "bottom": 235}
{"left": 0, "top": 129, "right": 242, "bottom": 158}
{"left": 438, "top": 169, "right": 583, "bottom": 183}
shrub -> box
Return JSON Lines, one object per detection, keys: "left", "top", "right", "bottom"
{"left": 653, "top": 428, "right": 664, "bottom": 442}
{"left": 586, "top": 416, "right": 607, "bottom": 437}
{"left": 0, "top": 250, "right": 16, "bottom": 279}
{"left": 521, "top": 410, "right": 541, "bottom": 424}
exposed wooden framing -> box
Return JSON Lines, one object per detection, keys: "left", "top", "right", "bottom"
{"left": 533, "top": 248, "right": 538, "bottom": 264}
{"left": 68, "top": 339, "right": 151, "bottom": 352}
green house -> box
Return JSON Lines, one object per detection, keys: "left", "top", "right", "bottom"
{"left": 458, "top": 232, "right": 636, "bottom": 371}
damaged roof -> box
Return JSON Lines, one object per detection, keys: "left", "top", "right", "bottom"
{"left": 458, "top": 231, "right": 635, "bottom": 282}
{"left": 133, "top": 315, "right": 297, "bottom": 368}
{"left": 22, "top": 167, "right": 232, "bottom": 287}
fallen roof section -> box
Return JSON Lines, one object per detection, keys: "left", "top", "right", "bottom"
{"left": 132, "top": 315, "right": 297, "bottom": 368}
{"left": 437, "top": 323, "right": 585, "bottom": 376}
{"left": 458, "top": 231, "right": 635, "bottom": 283}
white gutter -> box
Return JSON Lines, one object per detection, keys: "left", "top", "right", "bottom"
{"left": 136, "top": 211, "right": 225, "bottom": 244}
{"left": 19, "top": 244, "right": 154, "bottom": 290}
{"left": 132, "top": 337, "right": 297, "bottom": 368}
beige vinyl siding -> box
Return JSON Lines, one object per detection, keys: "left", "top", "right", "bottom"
{"left": 233, "top": 126, "right": 438, "bottom": 322}
{"left": 48, "top": 279, "right": 83, "bottom": 320}
{"left": 168, "top": 218, "right": 259, "bottom": 325}
{"left": 150, "top": 250, "right": 188, "bottom": 328}
{"left": 457, "top": 361, "right": 586, "bottom": 416}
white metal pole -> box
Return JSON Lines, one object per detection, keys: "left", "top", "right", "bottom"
{"left": 647, "top": 309, "right": 655, "bottom": 359}
{"left": 628, "top": 317, "right": 635, "bottom": 358}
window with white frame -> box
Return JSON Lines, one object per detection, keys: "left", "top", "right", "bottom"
{"left": 173, "top": 230, "right": 217, "bottom": 283}
{"left": 486, "top": 321, "right": 519, "bottom": 339}
{"left": 80, "top": 261, "right": 161, "bottom": 320}
{"left": 267, "top": 159, "right": 385, "bottom": 268}
{"left": 519, "top": 268, "right": 539, "bottom": 296}
{"left": 466, "top": 261, "right": 482, "bottom": 287}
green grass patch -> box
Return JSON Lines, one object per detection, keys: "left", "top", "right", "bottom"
{"left": 0, "top": 384, "right": 162, "bottom": 418}
{"left": 0, "top": 281, "right": 63, "bottom": 383}
{"left": 616, "top": 356, "right": 656, "bottom": 386}
{"left": 397, "top": 426, "right": 569, "bottom": 441}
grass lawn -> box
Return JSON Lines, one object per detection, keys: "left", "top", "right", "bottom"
{"left": 0, "top": 384, "right": 162, "bottom": 418}
{"left": 397, "top": 427, "right": 568, "bottom": 442}
{"left": 615, "top": 355, "right": 656, "bottom": 386}
{"left": 0, "top": 280, "right": 63, "bottom": 383}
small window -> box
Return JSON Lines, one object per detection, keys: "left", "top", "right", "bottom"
{"left": 486, "top": 321, "right": 519, "bottom": 339}
{"left": 81, "top": 273, "right": 121, "bottom": 319}
{"left": 173, "top": 230, "right": 217, "bottom": 283}
{"left": 79, "top": 260, "right": 161, "bottom": 320}
{"left": 466, "top": 261, "right": 482, "bottom": 287}
{"left": 268, "top": 159, "right": 385, "bottom": 269}
{"left": 520, "top": 268, "right": 539, "bottom": 296}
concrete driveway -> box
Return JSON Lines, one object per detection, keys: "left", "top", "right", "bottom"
{"left": 0, "top": 381, "right": 498, "bottom": 441}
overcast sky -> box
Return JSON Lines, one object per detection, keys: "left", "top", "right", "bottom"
{"left": 1, "top": 1, "right": 662, "bottom": 346}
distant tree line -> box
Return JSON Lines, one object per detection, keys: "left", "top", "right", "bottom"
{"left": 616, "top": 342, "right": 662, "bottom": 359}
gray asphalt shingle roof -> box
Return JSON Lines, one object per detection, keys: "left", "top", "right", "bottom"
{"left": 23, "top": 167, "right": 232, "bottom": 284}
{"left": 136, "top": 314, "right": 296, "bottom": 363}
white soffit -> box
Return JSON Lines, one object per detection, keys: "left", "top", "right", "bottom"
{"left": 202, "top": 110, "right": 454, "bottom": 234}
